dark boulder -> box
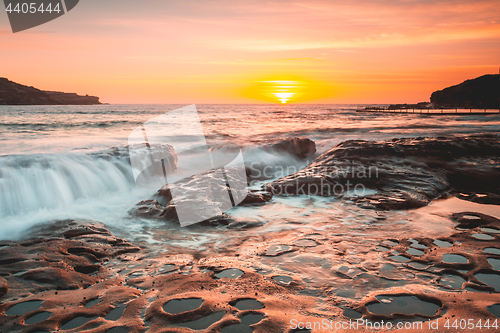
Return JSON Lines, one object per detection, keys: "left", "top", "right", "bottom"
{"left": 0, "top": 276, "right": 7, "bottom": 299}
{"left": 265, "top": 134, "right": 500, "bottom": 210}
{"left": 245, "top": 137, "right": 316, "bottom": 181}
{"left": 260, "top": 137, "right": 316, "bottom": 160}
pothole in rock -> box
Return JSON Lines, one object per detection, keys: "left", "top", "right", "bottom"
{"left": 383, "top": 240, "right": 398, "bottom": 247}
{"left": 433, "top": 240, "right": 452, "bottom": 248}
{"left": 272, "top": 275, "right": 293, "bottom": 285}
{"left": 84, "top": 298, "right": 101, "bottom": 307}
{"left": 220, "top": 313, "right": 265, "bottom": 333}
{"left": 5, "top": 300, "right": 43, "bottom": 315}
{"left": 232, "top": 299, "right": 264, "bottom": 311}
{"left": 389, "top": 255, "right": 410, "bottom": 262}
{"left": 215, "top": 268, "right": 244, "bottom": 279}
{"left": 264, "top": 245, "right": 293, "bottom": 256}
{"left": 292, "top": 239, "right": 318, "bottom": 247}
{"left": 474, "top": 272, "right": 500, "bottom": 291}
{"left": 462, "top": 215, "right": 482, "bottom": 220}
{"left": 163, "top": 298, "right": 204, "bottom": 314}
{"left": 343, "top": 308, "right": 363, "bottom": 319}
{"left": 128, "top": 271, "right": 144, "bottom": 279}
{"left": 105, "top": 303, "right": 126, "bottom": 321}
{"left": 378, "top": 263, "right": 411, "bottom": 280}
{"left": 488, "top": 258, "right": 500, "bottom": 270}
{"left": 74, "top": 265, "right": 99, "bottom": 275}
{"left": 484, "top": 248, "right": 500, "bottom": 255}
{"left": 480, "top": 227, "right": 500, "bottom": 234}
{"left": 255, "top": 268, "right": 273, "bottom": 275}
{"left": 240, "top": 313, "right": 265, "bottom": 325}
{"left": 407, "top": 248, "right": 425, "bottom": 256}
{"left": 304, "top": 233, "right": 325, "bottom": 240}
{"left": 438, "top": 274, "right": 466, "bottom": 289}
{"left": 171, "top": 311, "right": 225, "bottom": 330}
{"left": 442, "top": 254, "right": 468, "bottom": 264}
{"left": 335, "top": 266, "right": 363, "bottom": 279}
{"left": 60, "top": 316, "right": 99, "bottom": 330}
{"left": 407, "top": 262, "right": 429, "bottom": 270}
{"left": 409, "top": 240, "right": 428, "bottom": 249}
{"left": 106, "top": 327, "right": 129, "bottom": 333}
{"left": 25, "top": 312, "right": 51, "bottom": 325}
{"left": 471, "top": 233, "right": 495, "bottom": 240}
{"left": 158, "top": 264, "right": 176, "bottom": 274}
{"left": 367, "top": 295, "right": 441, "bottom": 317}
{"left": 488, "top": 304, "right": 500, "bottom": 318}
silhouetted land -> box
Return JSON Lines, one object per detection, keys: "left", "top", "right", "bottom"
{"left": 0, "top": 78, "right": 102, "bottom": 105}
{"left": 431, "top": 74, "right": 500, "bottom": 109}
{"left": 361, "top": 74, "right": 500, "bottom": 112}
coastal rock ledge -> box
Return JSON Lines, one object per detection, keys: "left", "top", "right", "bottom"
{"left": 265, "top": 134, "right": 500, "bottom": 210}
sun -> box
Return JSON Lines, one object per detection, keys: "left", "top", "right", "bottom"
{"left": 254, "top": 80, "right": 300, "bottom": 103}
{"left": 241, "top": 75, "right": 332, "bottom": 104}
{"left": 266, "top": 80, "right": 297, "bottom": 103}
{"left": 274, "top": 92, "right": 295, "bottom": 104}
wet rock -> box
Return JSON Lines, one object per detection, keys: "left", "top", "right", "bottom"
{"left": 0, "top": 220, "right": 140, "bottom": 296}
{"left": 0, "top": 276, "right": 7, "bottom": 298}
{"left": 152, "top": 168, "right": 248, "bottom": 222}
{"left": 131, "top": 172, "right": 265, "bottom": 227}
{"left": 454, "top": 191, "right": 500, "bottom": 205}
{"left": 452, "top": 212, "right": 499, "bottom": 229}
{"left": 132, "top": 200, "right": 164, "bottom": 218}
{"left": 265, "top": 134, "right": 500, "bottom": 210}
{"left": 131, "top": 197, "right": 262, "bottom": 228}
{"left": 245, "top": 137, "right": 316, "bottom": 181}
{"left": 261, "top": 137, "right": 316, "bottom": 160}
{"left": 131, "top": 138, "right": 314, "bottom": 224}
{"left": 128, "top": 143, "right": 178, "bottom": 188}
{"left": 238, "top": 190, "right": 273, "bottom": 205}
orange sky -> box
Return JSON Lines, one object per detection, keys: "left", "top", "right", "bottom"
{"left": 1, "top": 0, "right": 499, "bottom": 104}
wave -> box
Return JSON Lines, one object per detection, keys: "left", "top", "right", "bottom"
{"left": 0, "top": 140, "right": 313, "bottom": 219}
{"left": 0, "top": 152, "right": 135, "bottom": 218}
{"left": 0, "top": 120, "right": 141, "bottom": 130}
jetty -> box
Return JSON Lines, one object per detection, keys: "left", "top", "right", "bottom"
{"left": 357, "top": 107, "right": 499, "bottom": 115}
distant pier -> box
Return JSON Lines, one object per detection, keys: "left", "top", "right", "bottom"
{"left": 357, "top": 107, "right": 500, "bottom": 115}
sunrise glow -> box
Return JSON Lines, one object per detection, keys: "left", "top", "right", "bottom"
{"left": 1, "top": 0, "right": 499, "bottom": 103}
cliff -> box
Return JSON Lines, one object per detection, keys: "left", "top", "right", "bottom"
{"left": 0, "top": 78, "right": 102, "bottom": 105}
{"left": 430, "top": 74, "right": 500, "bottom": 109}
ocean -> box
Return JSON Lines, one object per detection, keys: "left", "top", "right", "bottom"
{"left": 1, "top": 104, "right": 500, "bottom": 240}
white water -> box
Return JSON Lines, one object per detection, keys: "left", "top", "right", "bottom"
{"left": 0, "top": 146, "right": 308, "bottom": 239}
{"left": 0, "top": 154, "right": 134, "bottom": 216}
{"left": 0, "top": 153, "right": 155, "bottom": 239}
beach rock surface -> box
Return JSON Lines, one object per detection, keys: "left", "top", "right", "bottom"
{"left": 0, "top": 211, "right": 499, "bottom": 332}
{"left": 266, "top": 134, "right": 500, "bottom": 210}
{"left": 0, "top": 220, "right": 140, "bottom": 297}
